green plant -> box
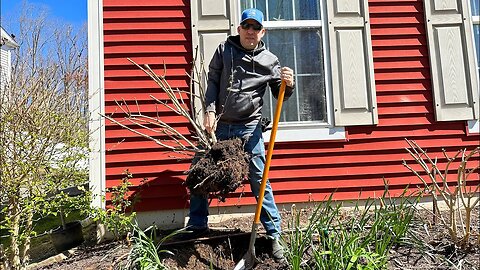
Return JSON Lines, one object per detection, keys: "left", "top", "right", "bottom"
{"left": 283, "top": 194, "right": 339, "bottom": 269}
{"left": 41, "top": 184, "right": 91, "bottom": 230}
{"left": 121, "top": 223, "right": 180, "bottom": 270}
{"left": 403, "top": 139, "right": 479, "bottom": 248}
{"left": 283, "top": 186, "right": 419, "bottom": 270}
{"left": 92, "top": 170, "right": 141, "bottom": 241}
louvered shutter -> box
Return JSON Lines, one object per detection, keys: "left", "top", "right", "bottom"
{"left": 327, "top": 0, "right": 378, "bottom": 126}
{"left": 424, "top": 0, "right": 479, "bottom": 121}
{"left": 190, "top": 0, "right": 237, "bottom": 117}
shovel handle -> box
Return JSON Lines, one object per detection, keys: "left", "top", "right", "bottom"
{"left": 253, "top": 80, "right": 286, "bottom": 224}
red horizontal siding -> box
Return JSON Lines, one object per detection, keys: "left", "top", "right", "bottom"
{"left": 376, "top": 81, "right": 429, "bottom": 91}
{"left": 373, "top": 47, "right": 427, "bottom": 58}
{"left": 372, "top": 37, "right": 427, "bottom": 47}
{"left": 102, "top": 0, "right": 194, "bottom": 211}
{"left": 104, "top": 102, "right": 190, "bottom": 114}
{"left": 103, "top": 10, "right": 188, "bottom": 20}
{"left": 102, "top": 0, "right": 479, "bottom": 213}
{"left": 369, "top": 3, "right": 422, "bottom": 13}
{"left": 103, "top": 0, "right": 185, "bottom": 7}
{"left": 375, "top": 60, "right": 429, "bottom": 71}
{"left": 104, "top": 45, "right": 189, "bottom": 54}
{"left": 104, "top": 33, "right": 190, "bottom": 43}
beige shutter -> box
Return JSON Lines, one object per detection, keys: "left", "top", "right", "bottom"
{"left": 424, "top": 0, "right": 479, "bottom": 121}
{"left": 327, "top": 0, "right": 378, "bottom": 126}
{"left": 190, "top": 1, "right": 237, "bottom": 117}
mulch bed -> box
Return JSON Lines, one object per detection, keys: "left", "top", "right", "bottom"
{"left": 31, "top": 206, "right": 479, "bottom": 270}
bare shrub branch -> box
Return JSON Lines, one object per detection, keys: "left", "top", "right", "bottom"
{"left": 403, "top": 139, "right": 479, "bottom": 249}
{"left": 101, "top": 53, "right": 217, "bottom": 157}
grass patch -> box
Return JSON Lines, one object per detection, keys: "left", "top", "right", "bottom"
{"left": 283, "top": 188, "right": 419, "bottom": 270}
{"left": 1, "top": 210, "right": 87, "bottom": 247}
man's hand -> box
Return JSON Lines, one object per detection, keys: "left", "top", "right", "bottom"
{"left": 203, "top": 111, "right": 217, "bottom": 134}
{"left": 280, "top": 67, "right": 294, "bottom": 87}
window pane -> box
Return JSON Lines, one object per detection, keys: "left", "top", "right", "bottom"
{"left": 471, "top": 0, "right": 479, "bottom": 16}
{"left": 264, "top": 29, "right": 327, "bottom": 123}
{"left": 240, "top": 0, "right": 267, "bottom": 16}
{"left": 264, "top": 30, "right": 295, "bottom": 69}
{"left": 241, "top": 0, "right": 320, "bottom": 21}
{"left": 267, "top": 0, "right": 293, "bottom": 21}
{"left": 295, "top": 29, "right": 323, "bottom": 74}
{"left": 295, "top": 0, "right": 321, "bottom": 20}
{"left": 297, "top": 76, "right": 327, "bottom": 121}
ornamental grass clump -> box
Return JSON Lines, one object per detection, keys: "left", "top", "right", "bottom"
{"left": 120, "top": 223, "right": 180, "bottom": 270}
{"left": 282, "top": 186, "right": 419, "bottom": 270}
{"left": 403, "top": 139, "right": 479, "bottom": 249}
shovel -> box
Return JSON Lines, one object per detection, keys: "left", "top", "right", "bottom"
{"left": 234, "top": 80, "right": 287, "bottom": 270}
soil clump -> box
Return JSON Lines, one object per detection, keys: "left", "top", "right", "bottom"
{"left": 186, "top": 138, "right": 249, "bottom": 200}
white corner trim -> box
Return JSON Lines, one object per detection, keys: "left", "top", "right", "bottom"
{"left": 88, "top": 0, "right": 106, "bottom": 209}
{"left": 467, "top": 120, "right": 479, "bottom": 134}
{"left": 264, "top": 124, "right": 346, "bottom": 142}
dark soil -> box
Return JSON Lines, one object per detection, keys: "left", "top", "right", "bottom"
{"left": 160, "top": 233, "right": 288, "bottom": 270}
{"left": 31, "top": 206, "right": 480, "bottom": 270}
{"left": 186, "top": 138, "right": 249, "bottom": 200}
{"left": 388, "top": 206, "right": 480, "bottom": 270}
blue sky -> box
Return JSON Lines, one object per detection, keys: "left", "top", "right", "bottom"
{"left": 1, "top": 0, "right": 87, "bottom": 27}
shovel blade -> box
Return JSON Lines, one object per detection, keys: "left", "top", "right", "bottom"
{"left": 233, "top": 225, "right": 259, "bottom": 270}
{"left": 233, "top": 249, "right": 257, "bottom": 270}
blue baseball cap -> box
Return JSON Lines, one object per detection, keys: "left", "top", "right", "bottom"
{"left": 241, "top": 8, "right": 264, "bottom": 26}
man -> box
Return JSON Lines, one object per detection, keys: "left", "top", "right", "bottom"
{"left": 187, "top": 8, "right": 295, "bottom": 262}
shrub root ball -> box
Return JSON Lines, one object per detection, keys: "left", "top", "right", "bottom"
{"left": 186, "top": 138, "right": 249, "bottom": 200}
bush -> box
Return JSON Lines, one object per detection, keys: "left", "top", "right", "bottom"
{"left": 403, "top": 139, "right": 479, "bottom": 249}
{"left": 91, "top": 170, "right": 140, "bottom": 241}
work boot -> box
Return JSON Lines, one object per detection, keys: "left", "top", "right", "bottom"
{"left": 271, "top": 238, "right": 286, "bottom": 263}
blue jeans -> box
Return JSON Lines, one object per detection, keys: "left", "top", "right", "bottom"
{"left": 188, "top": 122, "right": 282, "bottom": 238}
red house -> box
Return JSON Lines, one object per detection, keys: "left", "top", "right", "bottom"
{"left": 87, "top": 0, "right": 479, "bottom": 228}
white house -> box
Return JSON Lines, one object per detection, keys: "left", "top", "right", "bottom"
{"left": 1, "top": 27, "right": 19, "bottom": 91}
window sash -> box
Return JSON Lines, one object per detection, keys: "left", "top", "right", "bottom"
{"left": 242, "top": 1, "right": 333, "bottom": 125}
{"left": 239, "top": 0, "right": 349, "bottom": 141}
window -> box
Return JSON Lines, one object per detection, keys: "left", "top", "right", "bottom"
{"left": 241, "top": 0, "right": 329, "bottom": 125}
{"left": 191, "top": 0, "right": 376, "bottom": 141}
{"left": 238, "top": 1, "right": 377, "bottom": 141}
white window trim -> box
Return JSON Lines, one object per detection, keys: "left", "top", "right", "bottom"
{"left": 256, "top": 0, "right": 345, "bottom": 142}
{"left": 263, "top": 20, "right": 322, "bottom": 29}
{"left": 467, "top": 119, "right": 479, "bottom": 134}
{"left": 467, "top": 10, "right": 479, "bottom": 133}
{"left": 264, "top": 125, "right": 345, "bottom": 142}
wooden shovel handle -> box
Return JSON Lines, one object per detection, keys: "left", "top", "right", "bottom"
{"left": 254, "top": 80, "right": 286, "bottom": 224}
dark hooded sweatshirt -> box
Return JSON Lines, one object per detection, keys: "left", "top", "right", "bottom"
{"left": 205, "top": 35, "right": 294, "bottom": 125}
